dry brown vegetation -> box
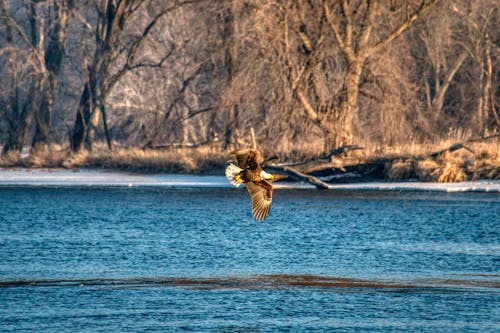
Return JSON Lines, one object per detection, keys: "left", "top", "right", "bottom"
{"left": 382, "top": 140, "right": 499, "bottom": 182}
{"left": 63, "top": 146, "right": 227, "bottom": 174}
{"left": 0, "top": 137, "right": 498, "bottom": 182}
{"left": 0, "top": 145, "right": 227, "bottom": 174}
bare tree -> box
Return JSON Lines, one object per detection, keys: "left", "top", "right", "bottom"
{"left": 321, "top": 0, "right": 439, "bottom": 147}
{"left": 0, "top": 0, "right": 72, "bottom": 156}
{"left": 0, "top": 0, "right": 38, "bottom": 156}
{"left": 412, "top": 0, "right": 499, "bottom": 137}
{"left": 31, "top": 0, "right": 71, "bottom": 155}
{"left": 217, "top": 0, "right": 240, "bottom": 149}
{"left": 71, "top": 0, "right": 142, "bottom": 152}
{"left": 1, "top": 0, "right": 497, "bottom": 159}
{"left": 453, "top": 0, "right": 499, "bottom": 133}
{"left": 71, "top": 0, "right": 208, "bottom": 152}
{"left": 223, "top": 0, "right": 439, "bottom": 153}
{"left": 0, "top": 47, "right": 36, "bottom": 156}
{"left": 102, "top": 0, "right": 221, "bottom": 149}
{"left": 418, "top": 20, "right": 468, "bottom": 116}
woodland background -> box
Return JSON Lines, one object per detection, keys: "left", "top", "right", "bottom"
{"left": 0, "top": 0, "right": 498, "bottom": 175}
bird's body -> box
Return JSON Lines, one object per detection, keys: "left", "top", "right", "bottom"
{"left": 225, "top": 149, "right": 274, "bottom": 220}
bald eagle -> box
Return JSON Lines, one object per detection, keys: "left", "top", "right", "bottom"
{"left": 225, "top": 149, "right": 274, "bottom": 220}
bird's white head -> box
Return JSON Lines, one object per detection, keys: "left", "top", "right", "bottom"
{"left": 260, "top": 170, "right": 274, "bottom": 180}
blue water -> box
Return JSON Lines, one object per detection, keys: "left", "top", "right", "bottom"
{"left": 0, "top": 186, "right": 498, "bottom": 332}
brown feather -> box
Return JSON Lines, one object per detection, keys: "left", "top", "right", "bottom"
{"left": 245, "top": 180, "right": 273, "bottom": 220}
{"left": 229, "top": 149, "right": 273, "bottom": 220}
{"left": 230, "top": 149, "right": 264, "bottom": 171}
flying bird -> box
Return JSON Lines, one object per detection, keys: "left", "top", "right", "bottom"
{"left": 225, "top": 149, "right": 274, "bottom": 220}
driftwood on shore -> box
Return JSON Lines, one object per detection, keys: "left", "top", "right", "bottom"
{"left": 264, "top": 164, "right": 330, "bottom": 189}
{"left": 148, "top": 136, "right": 220, "bottom": 149}
{"left": 263, "top": 134, "right": 499, "bottom": 187}
{"left": 262, "top": 145, "right": 369, "bottom": 188}
{"left": 427, "top": 134, "right": 499, "bottom": 158}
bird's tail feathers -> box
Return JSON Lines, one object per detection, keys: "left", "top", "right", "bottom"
{"left": 225, "top": 163, "right": 243, "bottom": 187}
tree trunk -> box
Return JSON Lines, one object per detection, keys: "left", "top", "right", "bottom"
{"left": 222, "top": 1, "right": 240, "bottom": 149}
{"left": 332, "top": 60, "right": 363, "bottom": 148}
{"left": 31, "top": 87, "right": 53, "bottom": 155}
{"left": 2, "top": 129, "right": 25, "bottom": 156}
{"left": 2, "top": 97, "right": 33, "bottom": 156}
{"left": 85, "top": 107, "right": 101, "bottom": 150}
{"left": 482, "top": 33, "right": 498, "bottom": 130}
{"left": 431, "top": 51, "right": 468, "bottom": 114}
{"left": 31, "top": 0, "right": 70, "bottom": 155}
{"left": 101, "top": 105, "right": 112, "bottom": 150}
{"left": 73, "top": 69, "right": 107, "bottom": 152}
{"left": 3, "top": 0, "right": 39, "bottom": 156}
{"left": 224, "top": 105, "right": 238, "bottom": 148}
{"left": 70, "top": 0, "right": 128, "bottom": 152}
{"left": 71, "top": 83, "right": 91, "bottom": 152}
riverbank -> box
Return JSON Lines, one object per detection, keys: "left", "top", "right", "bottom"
{"left": 1, "top": 168, "right": 499, "bottom": 192}
{"left": 0, "top": 139, "right": 498, "bottom": 182}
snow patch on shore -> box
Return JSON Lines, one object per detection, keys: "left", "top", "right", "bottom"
{"left": 327, "top": 181, "right": 500, "bottom": 193}
{"left": 0, "top": 168, "right": 499, "bottom": 192}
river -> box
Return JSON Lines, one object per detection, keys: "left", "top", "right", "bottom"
{"left": 0, "top": 171, "right": 498, "bottom": 332}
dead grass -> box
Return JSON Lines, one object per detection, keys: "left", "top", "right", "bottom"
{"left": 386, "top": 159, "right": 416, "bottom": 180}
{"left": 262, "top": 138, "right": 325, "bottom": 163}
{"left": 0, "top": 138, "right": 498, "bottom": 181}
{"left": 380, "top": 139, "right": 499, "bottom": 182}
{"left": 62, "top": 146, "right": 227, "bottom": 174}
{"left": 25, "top": 147, "right": 68, "bottom": 168}
{"left": 437, "top": 162, "right": 467, "bottom": 182}
{"left": 415, "top": 158, "right": 440, "bottom": 181}
{"left": 0, "top": 151, "right": 21, "bottom": 167}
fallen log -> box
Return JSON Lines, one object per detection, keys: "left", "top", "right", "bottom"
{"left": 263, "top": 135, "right": 498, "bottom": 187}
{"left": 264, "top": 164, "right": 330, "bottom": 190}
{"left": 149, "top": 137, "right": 220, "bottom": 150}
{"left": 428, "top": 134, "right": 499, "bottom": 158}
{"left": 428, "top": 143, "right": 473, "bottom": 158}
{"left": 319, "top": 145, "right": 364, "bottom": 161}
{"left": 311, "top": 162, "right": 386, "bottom": 182}
{"left": 266, "top": 145, "right": 364, "bottom": 168}
{"left": 262, "top": 145, "right": 372, "bottom": 187}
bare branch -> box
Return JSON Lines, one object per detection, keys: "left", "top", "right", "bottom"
{"left": 357, "top": 0, "right": 377, "bottom": 53}
{"left": 171, "top": 107, "right": 214, "bottom": 127}
{"left": 298, "top": 90, "right": 319, "bottom": 122}
{"left": 0, "top": 9, "right": 45, "bottom": 73}
{"left": 143, "top": 64, "right": 205, "bottom": 147}
{"left": 106, "top": 43, "right": 175, "bottom": 93}
{"left": 365, "top": 0, "right": 440, "bottom": 58}
{"left": 324, "top": 2, "right": 352, "bottom": 59}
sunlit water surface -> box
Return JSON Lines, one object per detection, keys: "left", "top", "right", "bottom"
{"left": 0, "top": 186, "right": 498, "bottom": 332}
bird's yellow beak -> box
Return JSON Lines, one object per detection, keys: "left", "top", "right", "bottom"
{"left": 260, "top": 170, "right": 274, "bottom": 180}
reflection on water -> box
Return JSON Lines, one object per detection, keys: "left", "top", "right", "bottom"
{"left": 0, "top": 187, "right": 498, "bottom": 332}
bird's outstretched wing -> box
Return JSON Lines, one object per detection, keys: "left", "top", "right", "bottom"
{"left": 245, "top": 180, "right": 273, "bottom": 220}
{"left": 231, "top": 149, "right": 263, "bottom": 171}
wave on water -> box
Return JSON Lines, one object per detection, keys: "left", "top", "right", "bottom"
{"left": 370, "top": 241, "right": 500, "bottom": 256}
{"left": 1, "top": 274, "right": 498, "bottom": 291}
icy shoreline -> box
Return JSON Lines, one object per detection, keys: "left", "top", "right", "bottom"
{"left": 0, "top": 168, "right": 499, "bottom": 192}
